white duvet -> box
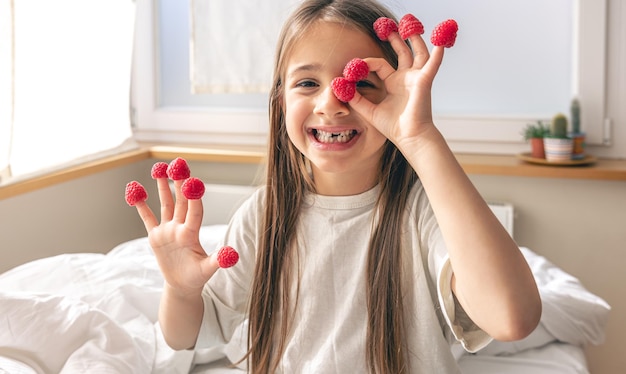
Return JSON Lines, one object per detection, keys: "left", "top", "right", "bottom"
{"left": 0, "top": 225, "right": 610, "bottom": 374}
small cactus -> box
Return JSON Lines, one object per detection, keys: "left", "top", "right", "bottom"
{"left": 550, "top": 113, "right": 568, "bottom": 138}
{"left": 570, "top": 98, "right": 581, "bottom": 133}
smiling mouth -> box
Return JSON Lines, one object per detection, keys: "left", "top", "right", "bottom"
{"left": 312, "top": 129, "right": 358, "bottom": 143}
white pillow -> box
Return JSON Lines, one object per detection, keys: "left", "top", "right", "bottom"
{"left": 476, "top": 247, "right": 610, "bottom": 356}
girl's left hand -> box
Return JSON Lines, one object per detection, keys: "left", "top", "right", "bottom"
{"left": 349, "top": 32, "right": 445, "bottom": 149}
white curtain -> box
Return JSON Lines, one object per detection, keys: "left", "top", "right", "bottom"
{"left": 0, "top": 0, "right": 136, "bottom": 184}
{"left": 0, "top": 0, "right": 13, "bottom": 181}
{"left": 189, "top": 0, "right": 300, "bottom": 94}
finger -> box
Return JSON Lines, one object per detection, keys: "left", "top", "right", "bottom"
{"left": 363, "top": 57, "right": 396, "bottom": 81}
{"left": 185, "top": 198, "right": 204, "bottom": 229}
{"left": 421, "top": 46, "right": 445, "bottom": 81}
{"left": 156, "top": 177, "right": 174, "bottom": 222}
{"left": 386, "top": 33, "right": 414, "bottom": 70}
{"left": 408, "top": 34, "right": 430, "bottom": 68}
{"left": 172, "top": 180, "right": 189, "bottom": 222}
{"left": 135, "top": 201, "right": 159, "bottom": 232}
{"left": 199, "top": 253, "right": 220, "bottom": 280}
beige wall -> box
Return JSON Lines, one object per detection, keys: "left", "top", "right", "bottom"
{"left": 469, "top": 174, "right": 625, "bottom": 374}
{"left": 0, "top": 161, "right": 623, "bottom": 373}
{"left": 0, "top": 160, "right": 153, "bottom": 270}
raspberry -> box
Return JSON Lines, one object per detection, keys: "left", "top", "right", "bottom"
{"left": 125, "top": 181, "right": 148, "bottom": 206}
{"left": 181, "top": 177, "right": 205, "bottom": 200}
{"left": 430, "top": 19, "right": 458, "bottom": 48}
{"left": 151, "top": 162, "right": 168, "bottom": 179}
{"left": 331, "top": 77, "right": 356, "bottom": 103}
{"left": 373, "top": 17, "right": 398, "bottom": 41}
{"left": 342, "top": 58, "right": 369, "bottom": 82}
{"left": 166, "top": 157, "right": 191, "bottom": 180}
{"left": 398, "top": 14, "right": 424, "bottom": 39}
{"left": 217, "top": 246, "right": 239, "bottom": 268}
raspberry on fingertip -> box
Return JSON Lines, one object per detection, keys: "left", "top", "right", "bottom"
{"left": 151, "top": 162, "right": 169, "bottom": 179}
{"left": 125, "top": 181, "right": 148, "bottom": 206}
{"left": 398, "top": 14, "right": 424, "bottom": 39}
{"left": 166, "top": 157, "right": 191, "bottom": 181}
{"left": 217, "top": 246, "right": 239, "bottom": 268}
{"left": 181, "top": 177, "right": 206, "bottom": 200}
{"left": 373, "top": 17, "right": 398, "bottom": 41}
{"left": 430, "top": 19, "right": 458, "bottom": 48}
{"left": 331, "top": 77, "right": 356, "bottom": 103}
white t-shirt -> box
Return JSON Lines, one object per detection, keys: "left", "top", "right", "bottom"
{"left": 196, "top": 182, "right": 491, "bottom": 373}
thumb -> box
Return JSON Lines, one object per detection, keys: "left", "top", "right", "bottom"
{"left": 347, "top": 91, "right": 378, "bottom": 126}
{"left": 200, "top": 245, "right": 240, "bottom": 279}
{"left": 199, "top": 253, "right": 221, "bottom": 280}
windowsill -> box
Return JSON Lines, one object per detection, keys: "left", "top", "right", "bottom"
{"left": 1, "top": 143, "right": 625, "bottom": 200}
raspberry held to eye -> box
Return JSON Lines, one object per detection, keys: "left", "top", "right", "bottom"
{"left": 181, "top": 177, "right": 205, "bottom": 200}
{"left": 342, "top": 58, "right": 369, "bottom": 82}
{"left": 151, "top": 162, "right": 168, "bottom": 179}
{"left": 125, "top": 181, "right": 148, "bottom": 206}
{"left": 331, "top": 77, "right": 356, "bottom": 103}
{"left": 398, "top": 14, "right": 424, "bottom": 39}
{"left": 166, "top": 157, "right": 191, "bottom": 180}
{"left": 217, "top": 246, "right": 239, "bottom": 268}
{"left": 430, "top": 19, "right": 458, "bottom": 48}
{"left": 373, "top": 17, "right": 398, "bottom": 41}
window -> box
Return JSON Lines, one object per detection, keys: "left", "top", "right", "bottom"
{"left": 0, "top": 0, "right": 136, "bottom": 184}
{"left": 132, "top": 0, "right": 610, "bottom": 156}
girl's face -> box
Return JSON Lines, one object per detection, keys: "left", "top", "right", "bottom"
{"left": 283, "top": 21, "right": 388, "bottom": 195}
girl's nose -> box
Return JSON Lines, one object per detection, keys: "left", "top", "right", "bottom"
{"left": 313, "top": 85, "right": 349, "bottom": 118}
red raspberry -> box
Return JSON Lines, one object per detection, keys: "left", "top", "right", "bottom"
{"left": 342, "top": 58, "right": 369, "bottom": 82}
{"left": 217, "top": 246, "right": 239, "bottom": 268}
{"left": 430, "top": 19, "right": 458, "bottom": 48}
{"left": 151, "top": 162, "right": 168, "bottom": 179}
{"left": 373, "top": 17, "right": 398, "bottom": 41}
{"left": 166, "top": 157, "right": 191, "bottom": 180}
{"left": 125, "top": 181, "right": 148, "bottom": 206}
{"left": 398, "top": 14, "right": 424, "bottom": 39}
{"left": 181, "top": 177, "right": 205, "bottom": 200}
{"left": 331, "top": 77, "right": 356, "bottom": 103}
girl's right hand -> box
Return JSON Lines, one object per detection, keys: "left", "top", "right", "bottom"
{"left": 349, "top": 30, "right": 444, "bottom": 152}
{"left": 133, "top": 177, "right": 220, "bottom": 298}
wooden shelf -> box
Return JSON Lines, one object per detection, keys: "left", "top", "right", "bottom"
{"left": 2, "top": 144, "right": 625, "bottom": 200}
{"left": 456, "top": 153, "right": 626, "bottom": 181}
{"left": 149, "top": 144, "right": 266, "bottom": 164}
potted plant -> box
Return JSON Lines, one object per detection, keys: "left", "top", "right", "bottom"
{"left": 522, "top": 121, "right": 549, "bottom": 159}
{"left": 543, "top": 113, "right": 573, "bottom": 162}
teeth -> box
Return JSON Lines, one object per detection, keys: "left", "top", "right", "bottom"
{"left": 314, "top": 129, "right": 357, "bottom": 143}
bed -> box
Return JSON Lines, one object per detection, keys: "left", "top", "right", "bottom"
{"left": 0, "top": 186, "right": 611, "bottom": 374}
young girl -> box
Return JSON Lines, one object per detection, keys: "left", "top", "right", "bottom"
{"left": 133, "top": 0, "right": 541, "bottom": 372}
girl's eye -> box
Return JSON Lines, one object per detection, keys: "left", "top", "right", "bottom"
{"left": 356, "top": 80, "right": 375, "bottom": 89}
{"left": 296, "top": 80, "right": 318, "bottom": 88}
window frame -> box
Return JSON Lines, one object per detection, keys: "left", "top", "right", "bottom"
{"left": 131, "top": 0, "right": 609, "bottom": 154}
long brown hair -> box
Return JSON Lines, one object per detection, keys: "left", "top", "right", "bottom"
{"left": 246, "top": 1, "right": 418, "bottom": 373}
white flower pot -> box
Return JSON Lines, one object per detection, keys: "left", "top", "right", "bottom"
{"left": 543, "top": 138, "right": 573, "bottom": 162}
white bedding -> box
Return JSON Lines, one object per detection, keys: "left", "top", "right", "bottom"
{"left": 0, "top": 225, "right": 610, "bottom": 373}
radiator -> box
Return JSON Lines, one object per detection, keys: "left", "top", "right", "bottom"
{"left": 201, "top": 183, "right": 257, "bottom": 225}
{"left": 180, "top": 183, "right": 516, "bottom": 238}
{"left": 488, "top": 202, "right": 515, "bottom": 238}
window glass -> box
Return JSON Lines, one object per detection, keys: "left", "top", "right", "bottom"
{"left": 133, "top": 0, "right": 607, "bottom": 154}
{"left": 159, "top": 0, "right": 573, "bottom": 117}
{"left": 1, "top": 0, "right": 135, "bottom": 181}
